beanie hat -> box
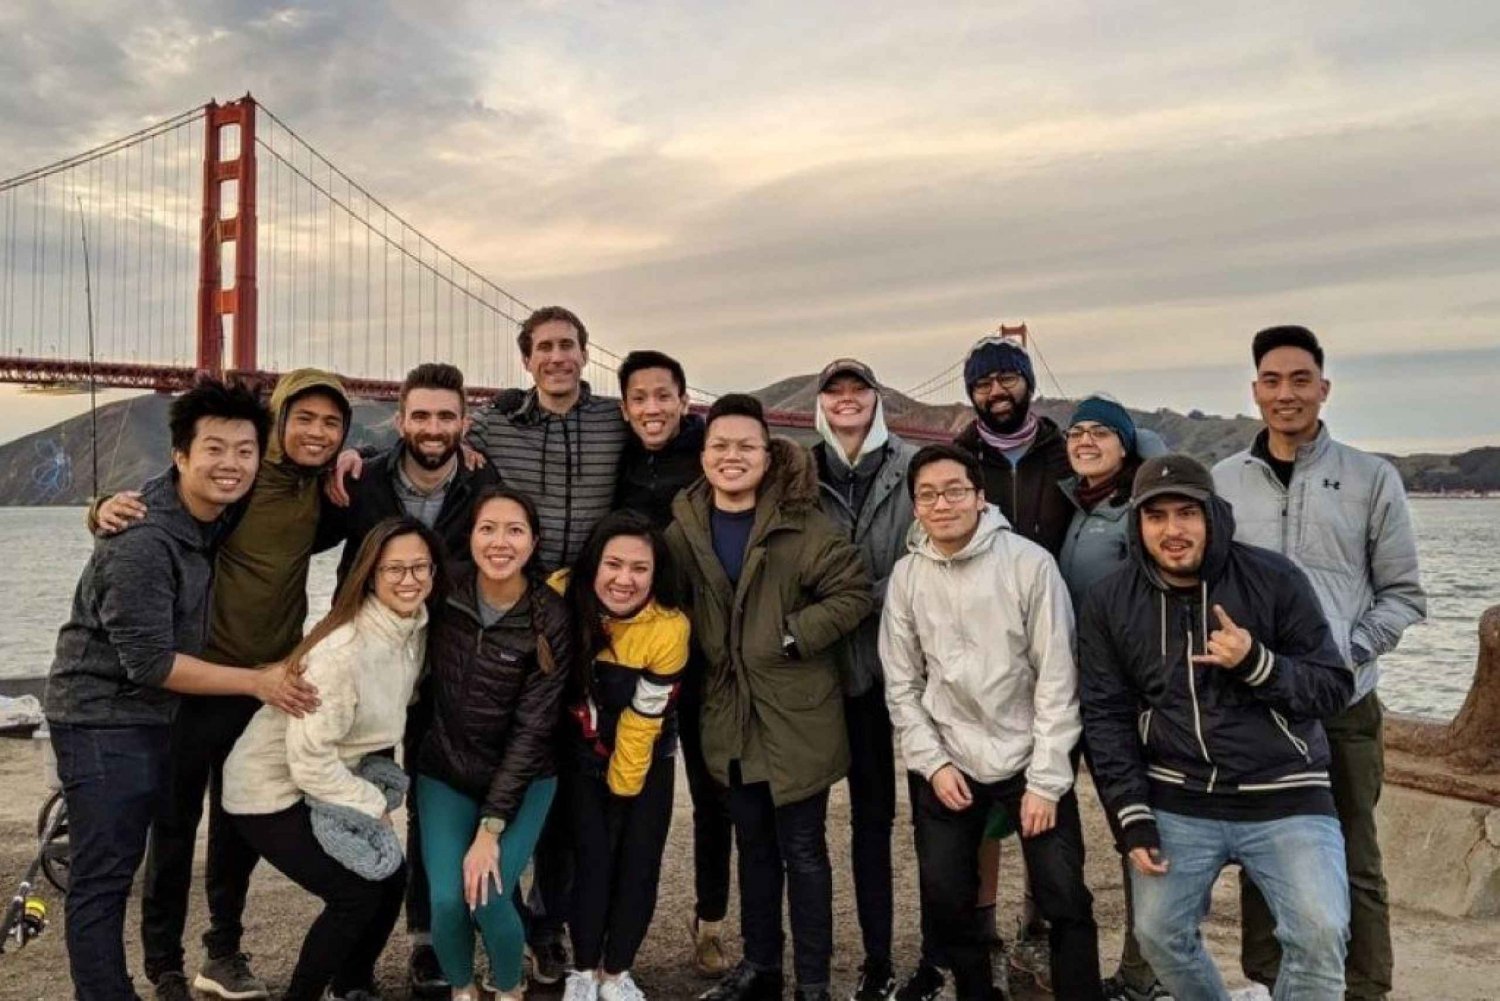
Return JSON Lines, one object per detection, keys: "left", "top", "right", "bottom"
{"left": 1069, "top": 396, "right": 1138, "bottom": 457}
{"left": 1131, "top": 454, "right": 1215, "bottom": 508}
{"left": 963, "top": 336, "right": 1035, "bottom": 395}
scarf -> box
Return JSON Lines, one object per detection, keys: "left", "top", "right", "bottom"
{"left": 975, "top": 409, "right": 1039, "bottom": 456}
{"left": 1074, "top": 472, "right": 1121, "bottom": 512}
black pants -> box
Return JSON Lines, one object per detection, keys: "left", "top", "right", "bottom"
{"left": 141, "top": 695, "right": 261, "bottom": 981}
{"left": 844, "top": 686, "right": 895, "bottom": 967}
{"left": 53, "top": 722, "right": 172, "bottom": 1001}
{"left": 911, "top": 770, "right": 1102, "bottom": 1001}
{"left": 679, "top": 669, "right": 732, "bottom": 923}
{"left": 401, "top": 699, "right": 432, "bottom": 934}
{"left": 519, "top": 769, "right": 573, "bottom": 947}
{"left": 232, "top": 803, "right": 407, "bottom": 1001}
{"left": 727, "top": 766, "right": 833, "bottom": 991}
{"left": 568, "top": 755, "right": 676, "bottom": 973}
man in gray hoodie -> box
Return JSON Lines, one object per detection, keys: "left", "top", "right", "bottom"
{"left": 1214, "top": 326, "right": 1427, "bottom": 1001}
{"left": 46, "top": 379, "right": 319, "bottom": 1001}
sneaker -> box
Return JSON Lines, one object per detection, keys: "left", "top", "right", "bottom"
{"left": 563, "top": 970, "right": 600, "bottom": 1001}
{"left": 327, "top": 990, "right": 384, "bottom": 1001}
{"left": 691, "top": 917, "right": 730, "bottom": 977}
{"left": 528, "top": 940, "right": 570, "bottom": 986}
{"left": 1226, "top": 987, "right": 1272, "bottom": 1001}
{"left": 893, "top": 963, "right": 944, "bottom": 1001}
{"left": 599, "top": 972, "right": 647, "bottom": 1001}
{"left": 850, "top": 958, "right": 895, "bottom": 1001}
{"left": 1103, "top": 973, "right": 1174, "bottom": 1001}
{"left": 1008, "top": 935, "right": 1052, "bottom": 993}
{"left": 152, "top": 972, "right": 192, "bottom": 1001}
{"left": 697, "top": 961, "right": 784, "bottom": 1001}
{"left": 408, "top": 943, "right": 449, "bottom": 996}
{"left": 797, "top": 990, "right": 832, "bottom": 1001}
{"left": 194, "top": 953, "right": 270, "bottom": 1000}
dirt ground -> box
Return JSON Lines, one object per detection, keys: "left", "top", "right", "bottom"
{"left": 2, "top": 737, "right": 1497, "bottom": 1000}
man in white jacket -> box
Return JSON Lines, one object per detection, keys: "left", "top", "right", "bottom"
{"left": 880, "top": 444, "right": 1102, "bottom": 1001}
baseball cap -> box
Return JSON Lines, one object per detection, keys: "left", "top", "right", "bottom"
{"left": 1131, "top": 454, "right": 1215, "bottom": 507}
{"left": 817, "top": 358, "right": 879, "bottom": 392}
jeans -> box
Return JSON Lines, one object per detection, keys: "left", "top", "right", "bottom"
{"left": 1133, "top": 810, "right": 1349, "bottom": 1001}
{"left": 844, "top": 686, "right": 895, "bottom": 968}
{"left": 419, "top": 775, "right": 557, "bottom": 993}
{"left": 911, "top": 770, "right": 1101, "bottom": 1001}
{"left": 1241, "top": 692, "right": 1389, "bottom": 999}
{"left": 52, "top": 723, "right": 173, "bottom": 1001}
{"left": 680, "top": 665, "right": 733, "bottom": 923}
{"left": 727, "top": 766, "right": 833, "bottom": 990}
{"left": 568, "top": 756, "right": 675, "bottom": 973}
{"left": 140, "top": 695, "right": 261, "bottom": 981}
{"left": 232, "top": 803, "right": 408, "bottom": 1001}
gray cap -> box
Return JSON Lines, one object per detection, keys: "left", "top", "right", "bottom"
{"left": 1131, "top": 454, "right": 1215, "bottom": 507}
{"left": 817, "top": 357, "right": 879, "bottom": 392}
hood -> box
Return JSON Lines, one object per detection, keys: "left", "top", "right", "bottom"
{"left": 763, "top": 435, "right": 820, "bottom": 512}
{"left": 134, "top": 468, "right": 222, "bottom": 548}
{"left": 813, "top": 393, "right": 890, "bottom": 470}
{"left": 500, "top": 381, "right": 604, "bottom": 425}
{"left": 1127, "top": 491, "right": 1237, "bottom": 589}
{"left": 265, "top": 368, "right": 352, "bottom": 468}
{"left": 907, "top": 503, "right": 1011, "bottom": 563}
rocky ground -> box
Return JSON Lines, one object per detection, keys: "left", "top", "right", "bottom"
{"left": 1, "top": 738, "right": 1496, "bottom": 1000}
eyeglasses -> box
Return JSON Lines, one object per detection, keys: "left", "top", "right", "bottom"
{"left": 971, "top": 373, "right": 1026, "bottom": 394}
{"left": 1065, "top": 424, "right": 1119, "bottom": 443}
{"left": 913, "top": 485, "right": 978, "bottom": 509}
{"left": 377, "top": 561, "right": 435, "bottom": 584}
{"left": 705, "top": 440, "right": 767, "bottom": 458}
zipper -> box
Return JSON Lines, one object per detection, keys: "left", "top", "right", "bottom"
{"left": 1185, "top": 626, "right": 1217, "bottom": 791}
{"left": 1137, "top": 707, "right": 1154, "bottom": 745}
{"left": 1270, "top": 708, "right": 1312, "bottom": 761}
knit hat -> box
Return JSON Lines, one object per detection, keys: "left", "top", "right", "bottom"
{"left": 1131, "top": 454, "right": 1215, "bottom": 508}
{"left": 1069, "top": 396, "right": 1138, "bottom": 456}
{"left": 963, "top": 336, "right": 1035, "bottom": 395}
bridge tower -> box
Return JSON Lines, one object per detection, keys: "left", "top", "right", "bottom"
{"left": 197, "top": 96, "right": 258, "bottom": 376}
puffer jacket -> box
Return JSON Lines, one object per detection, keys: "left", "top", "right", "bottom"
{"left": 954, "top": 417, "right": 1073, "bottom": 555}
{"left": 1213, "top": 424, "right": 1427, "bottom": 703}
{"left": 416, "top": 571, "right": 573, "bottom": 822}
{"left": 880, "top": 505, "right": 1080, "bottom": 800}
{"left": 1077, "top": 493, "right": 1353, "bottom": 851}
{"left": 666, "top": 438, "right": 872, "bottom": 806}
{"left": 813, "top": 430, "right": 919, "bottom": 697}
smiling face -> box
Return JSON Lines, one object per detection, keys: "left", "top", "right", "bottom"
{"left": 371, "top": 532, "right": 435, "bottom": 617}
{"left": 1253, "top": 345, "right": 1329, "bottom": 443}
{"left": 173, "top": 416, "right": 262, "bottom": 516}
{"left": 702, "top": 414, "right": 770, "bottom": 505}
{"left": 912, "top": 458, "right": 984, "bottom": 554}
{"left": 281, "top": 391, "right": 346, "bottom": 468}
{"left": 398, "top": 387, "right": 468, "bottom": 471}
{"left": 622, "top": 366, "right": 689, "bottom": 450}
{"left": 1139, "top": 496, "right": 1208, "bottom": 584}
{"left": 593, "top": 534, "right": 655, "bottom": 617}
{"left": 524, "top": 318, "right": 587, "bottom": 404}
{"left": 470, "top": 497, "right": 537, "bottom": 584}
{"left": 1066, "top": 422, "right": 1127, "bottom": 484}
{"left": 818, "top": 375, "right": 877, "bottom": 438}
{"left": 969, "top": 370, "right": 1031, "bottom": 432}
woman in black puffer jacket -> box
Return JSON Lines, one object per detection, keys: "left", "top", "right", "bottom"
{"left": 416, "top": 486, "right": 573, "bottom": 1001}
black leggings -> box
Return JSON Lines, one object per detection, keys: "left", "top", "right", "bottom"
{"left": 567, "top": 756, "right": 676, "bottom": 973}
{"left": 232, "top": 803, "right": 407, "bottom": 1001}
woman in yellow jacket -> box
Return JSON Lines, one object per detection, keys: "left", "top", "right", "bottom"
{"left": 550, "top": 510, "right": 690, "bottom": 1001}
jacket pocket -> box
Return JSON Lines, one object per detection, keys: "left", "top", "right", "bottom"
{"left": 1269, "top": 708, "right": 1312, "bottom": 762}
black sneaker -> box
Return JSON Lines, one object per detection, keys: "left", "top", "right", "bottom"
{"left": 893, "top": 963, "right": 944, "bottom": 1001}
{"left": 697, "top": 961, "right": 784, "bottom": 1001}
{"left": 328, "top": 990, "right": 384, "bottom": 1001}
{"left": 527, "top": 939, "right": 570, "bottom": 986}
{"left": 194, "top": 952, "right": 270, "bottom": 1000}
{"left": 797, "top": 989, "right": 832, "bottom": 1001}
{"left": 1101, "top": 975, "right": 1172, "bottom": 1001}
{"left": 409, "top": 943, "right": 450, "bottom": 996}
{"left": 850, "top": 959, "right": 895, "bottom": 1001}
{"left": 152, "top": 972, "right": 192, "bottom": 1001}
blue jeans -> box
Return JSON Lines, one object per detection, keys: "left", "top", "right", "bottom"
{"left": 51, "top": 723, "right": 173, "bottom": 1001}
{"left": 1131, "top": 811, "right": 1349, "bottom": 1001}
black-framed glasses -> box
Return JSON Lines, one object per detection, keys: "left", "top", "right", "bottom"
{"left": 377, "top": 561, "right": 435, "bottom": 584}
{"left": 914, "top": 485, "right": 978, "bottom": 509}
{"left": 971, "top": 372, "right": 1026, "bottom": 394}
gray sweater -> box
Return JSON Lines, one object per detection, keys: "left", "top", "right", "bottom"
{"left": 46, "top": 471, "right": 228, "bottom": 727}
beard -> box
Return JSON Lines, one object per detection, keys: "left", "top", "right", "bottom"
{"left": 405, "top": 433, "right": 461, "bottom": 470}
{"left": 975, "top": 387, "right": 1032, "bottom": 434}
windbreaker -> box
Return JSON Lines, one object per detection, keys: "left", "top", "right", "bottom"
{"left": 879, "top": 505, "right": 1081, "bottom": 801}
{"left": 1077, "top": 493, "right": 1353, "bottom": 851}
{"left": 1213, "top": 424, "right": 1427, "bottom": 704}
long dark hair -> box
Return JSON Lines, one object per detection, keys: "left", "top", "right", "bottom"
{"left": 469, "top": 485, "right": 558, "bottom": 674}
{"left": 289, "top": 517, "right": 446, "bottom": 668}
{"left": 564, "top": 509, "right": 683, "bottom": 691}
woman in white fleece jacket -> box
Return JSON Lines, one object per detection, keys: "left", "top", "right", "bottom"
{"left": 224, "top": 517, "right": 446, "bottom": 1001}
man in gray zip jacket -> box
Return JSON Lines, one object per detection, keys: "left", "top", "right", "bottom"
{"left": 1213, "top": 325, "right": 1426, "bottom": 1001}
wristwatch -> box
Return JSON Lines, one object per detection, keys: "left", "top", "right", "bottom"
{"left": 480, "top": 816, "right": 506, "bottom": 836}
{"left": 781, "top": 632, "right": 801, "bottom": 659}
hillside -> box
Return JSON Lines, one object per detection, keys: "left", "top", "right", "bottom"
{"left": 0, "top": 378, "right": 1492, "bottom": 505}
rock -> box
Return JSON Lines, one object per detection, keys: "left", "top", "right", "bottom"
{"left": 1487, "top": 809, "right": 1500, "bottom": 849}
{"left": 1378, "top": 786, "right": 1500, "bottom": 918}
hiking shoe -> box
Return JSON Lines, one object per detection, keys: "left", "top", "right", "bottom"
{"left": 408, "top": 942, "right": 449, "bottom": 996}
{"left": 563, "top": 970, "right": 600, "bottom": 1001}
{"left": 194, "top": 953, "right": 270, "bottom": 999}
{"left": 1008, "top": 935, "right": 1052, "bottom": 993}
{"left": 153, "top": 972, "right": 192, "bottom": 1001}
{"left": 850, "top": 958, "right": 895, "bottom": 1001}
{"left": 1103, "top": 973, "right": 1174, "bottom": 1001}
{"left": 528, "top": 940, "right": 570, "bottom": 985}
{"left": 698, "top": 961, "right": 784, "bottom": 1001}
{"left": 599, "top": 972, "right": 647, "bottom": 1001}
{"left": 691, "top": 917, "right": 730, "bottom": 977}
{"left": 893, "top": 963, "right": 944, "bottom": 1001}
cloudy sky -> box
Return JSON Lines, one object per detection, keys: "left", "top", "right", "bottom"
{"left": 2, "top": 0, "right": 1498, "bottom": 453}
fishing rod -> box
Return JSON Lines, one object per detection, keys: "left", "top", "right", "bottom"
{"left": 77, "top": 197, "right": 99, "bottom": 500}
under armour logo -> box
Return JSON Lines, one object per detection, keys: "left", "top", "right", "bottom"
{"left": 1323, "top": 479, "right": 1341, "bottom": 490}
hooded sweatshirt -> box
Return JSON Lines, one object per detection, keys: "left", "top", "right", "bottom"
{"left": 204, "top": 369, "right": 351, "bottom": 668}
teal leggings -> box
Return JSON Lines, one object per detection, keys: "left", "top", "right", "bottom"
{"left": 417, "top": 774, "right": 557, "bottom": 992}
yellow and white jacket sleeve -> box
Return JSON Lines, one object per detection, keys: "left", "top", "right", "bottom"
{"left": 608, "top": 614, "right": 690, "bottom": 797}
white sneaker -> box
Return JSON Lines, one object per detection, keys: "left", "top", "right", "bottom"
{"left": 1226, "top": 987, "right": 1272, "bottom": 1001}
{"left": 563, "top": 970, "right": 600, "bottom": 1001}
{"left": 599, "top": 972, "right": 646, "bottom": 1001}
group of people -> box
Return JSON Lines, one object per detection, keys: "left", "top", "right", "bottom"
{"left": 44, "top": 306, "right": 1426, "bottom": 1001}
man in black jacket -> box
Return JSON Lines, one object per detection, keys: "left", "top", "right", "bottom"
{"left": 1078, "top": 454, "right": 1354, "bottom": 1000}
